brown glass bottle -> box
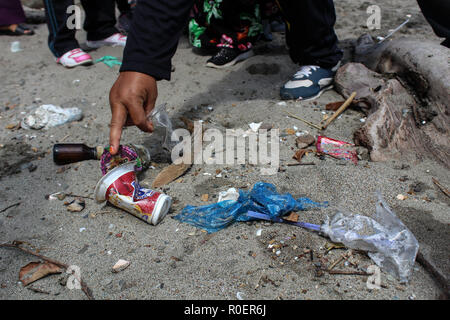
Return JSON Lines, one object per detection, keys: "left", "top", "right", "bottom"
{"left": 53, "top": 144, "right": 104, "bottom": 165}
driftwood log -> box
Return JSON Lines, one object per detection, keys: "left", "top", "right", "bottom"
{"left": 335, "top": 36, "right": 450, "bottom": 167}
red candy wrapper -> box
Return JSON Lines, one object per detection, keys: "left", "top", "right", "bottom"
{"left": 316, "top": 136, "right": 358, "bottom": 164}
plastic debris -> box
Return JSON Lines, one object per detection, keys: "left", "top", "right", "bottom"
{"left": 95, "top": 56, "right": 122, "bottom": 68}
{"left": 174, "top": 182, "right": 327, "bottom": 233}
{"left": 148, "top": 103, "right": 176, "bottom": 151}
{"left": 316, "top": 136, "right": 358, "bottom": 164}
{"left": 10, "top": 41, "right": 22, "bottom": 53}
{"left": 249, "top": 122, "right": 262, "bottom": 133}
{"left": 21, "top": 104, "right": 83, "bottom": 130}
{"left": 217, "top": 188, "right": 239, "bottom": 203}
{"left": 321, "top": 192, "right": 419, "bottom": 283}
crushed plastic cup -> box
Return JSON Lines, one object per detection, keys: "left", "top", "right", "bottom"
{"left": 94, "top": 162, "right": 171, "bottom": 225}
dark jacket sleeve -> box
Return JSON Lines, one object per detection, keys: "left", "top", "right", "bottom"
{"left": 120, "top": 0, "right": 194, "bottom": 81}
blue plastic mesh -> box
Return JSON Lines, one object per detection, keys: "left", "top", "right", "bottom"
{"left": 174, "top": 182, "right": 327, "bottom": 233}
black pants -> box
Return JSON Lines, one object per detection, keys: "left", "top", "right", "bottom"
{"left": 417, "top": 0, "right": 450, "bottom": 48}
{"left": 276, "top": 0, "right": 342, "bottom": 68}
{"left": 44, "top": 0, "right": 118, "bottom": 57}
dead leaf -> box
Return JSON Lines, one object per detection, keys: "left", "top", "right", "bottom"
{"left": 325, "top": 101, "right": 345, "bottom": 111}
{"left": 283, "top": 212, "right": 299, "bottom": 222}
{"left": 19, "top": 261, "right": 63, "bottom": 286}
{"left": 201, "top": 194, "right": 209, "bottom": 202}
{"left": 293, "top": 149, "right": 308, "bottom": 162}
{"left": 285, "top": 128, "right": 296, "bottom": 135}
{"left": 6, "top": 123, "right": 19, "bottom": 130}
{"left": 152, "top": 163, "right": 191, "bottom": 188}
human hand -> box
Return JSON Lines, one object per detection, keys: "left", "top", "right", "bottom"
{"left": 109, "top": 71, "right": 157, "bottom": 155}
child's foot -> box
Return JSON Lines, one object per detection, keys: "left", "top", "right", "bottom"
{"left": 206, "top": 47, "right": 254, "bottom": 69}
{"left": 57, "top": 48, "right": 93, "bottom": 68}
{"left": 85, "top": 33, "right": 127, "bottom": 49}
{"left": 0, "top": 24, "right": 34, "bottom": 36}
{"left": 280, "top": 63, "right": 340, "bottom": 101}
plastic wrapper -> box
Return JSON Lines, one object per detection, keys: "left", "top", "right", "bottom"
{"left": 100, "top": 144, "right": 151, "bottom": 175}
{"left": 148, "top": 103, "right": 176, "bottom": 151}
{"left": 316, "top": 136, "right": 358, "bottom": 164}
{"left": 21, "top": 104, "right": 83, "bottom": 130}
{"left": 174, "top": 182, "right": 327, "bottom": 233}
{"left": 321, "top": 192, "right": 419, "bottom": 283}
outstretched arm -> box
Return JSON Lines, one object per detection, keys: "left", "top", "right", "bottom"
{"left": 109, "top": 0, "right": 194, "bottom": 154}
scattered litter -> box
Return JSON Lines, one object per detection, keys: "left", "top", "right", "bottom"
{"left": 249, "top": 192, "right": 419, "bottom": 282}
{"left": 236, "top": 292, "right": 245, "bottom": 300}
{"left": 66, "top": 198, "right": 85, "bottom": 212}
{"left": 174, "top": 182, "right": 326, "bottom": 233}
{"left": 112, "top": 259, "right": 130, "bottom": 273}
{"left": 47, "top": 192, "right": 66, "bottom": 201}
{"left": 256, "top": 228, "right": 262, "bottom": 237}
{"left": 321, "top": 192, "right": 419, "bottom": 282}
{"left": 396, "top": 194, "right": 408, "bottom": 201}
{"left": 10, "top": 41, "right": 22, "bottom": 53}
{"left": 79, "top": 227, "right": 86, "bottom": 232}
{"left": 217, "top": 188, "right": 239, "bottom": 203}
{"left": 95, "top": 56, "right": 122, "bottom": 67}
{"left": 21, "top": 104, "right": 83, "bottom": 130}
{"left": 277, "top": 102, "right": 287, "bottom": 106}
{"left": 316, "top": 136, "right": 358, "bottom": 164}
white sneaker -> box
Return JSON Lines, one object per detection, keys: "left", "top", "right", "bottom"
{"left": 85, "top": 33, "right": 127, "bottom": 49}
{"left": 57, "top": 48, "right": 93, "bottom": 68}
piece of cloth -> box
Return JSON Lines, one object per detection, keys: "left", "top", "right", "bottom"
{"left": 121, "top": 0, "right": 342, "bottom": 79}
{"left": 0, "top": 0, "right": 26, "bottom": 27}
{"left": 44, "top": 0, "right": 119, "bottom": 57}
{"left": 417, "top": 0, "right": 450, "bottom": 48}
{"left": 188, "top": 0, "right": 262, "bottom": 53}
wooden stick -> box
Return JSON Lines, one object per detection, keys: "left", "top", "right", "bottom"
{"left": 328, "top": 250, "right": 353, "bottom": 271}
{"left": 286, "top": 162, "right": 316, "bottom": 166}
{"left": 0, "top": 241, "right": 94, "bottom": 300}
{"left": 322, "top": 92, "right": 357, "bottom": 130}
{"left": 0, "top": 202, "right": 21, "bottom": 213}
{"left": 284, "top": 111, "right": 322, "bottom": 130}
{"left": 432, "top": 178, "right": 450, "bottom": 198}
{"left": 326, "top": 270, "right": 372, "bottom": 276}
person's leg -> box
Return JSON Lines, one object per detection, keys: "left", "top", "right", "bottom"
{"left": 81, "top": 0, "right": 119, "bottom": 41}
{"left": 0, "top": 0, "right": 25, "bottom": 26}
{"left": 417, "top": 0, "right": 450, "bottom": 48}
{"left": 0, "top": 0, "right": 33, "bottom": 35}
{"left": 43, "top": 0, "right": 80, "bottom": 57}
{"left": 116, "top": 0, "right": 131, "bottom": 15}
{"left": 278, "top": 0, "right": 343, "bottom": 100}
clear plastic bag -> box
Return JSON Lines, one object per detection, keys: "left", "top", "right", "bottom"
{"left": 148, "top": 103, "right": 176, "bottom": 151}
{"left": 321, "top": 192, "right": 419, "bottom": 283}
{"left": 174, "top": 182, "right": 327, "bottom": 233}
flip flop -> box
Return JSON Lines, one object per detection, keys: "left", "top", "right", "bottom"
{"left": 0, "top": 24, "right": 34, "bottom": 36}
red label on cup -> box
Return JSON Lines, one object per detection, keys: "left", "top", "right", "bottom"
{"left": 106, "top": 171, "right": 162, "bottom": 222}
